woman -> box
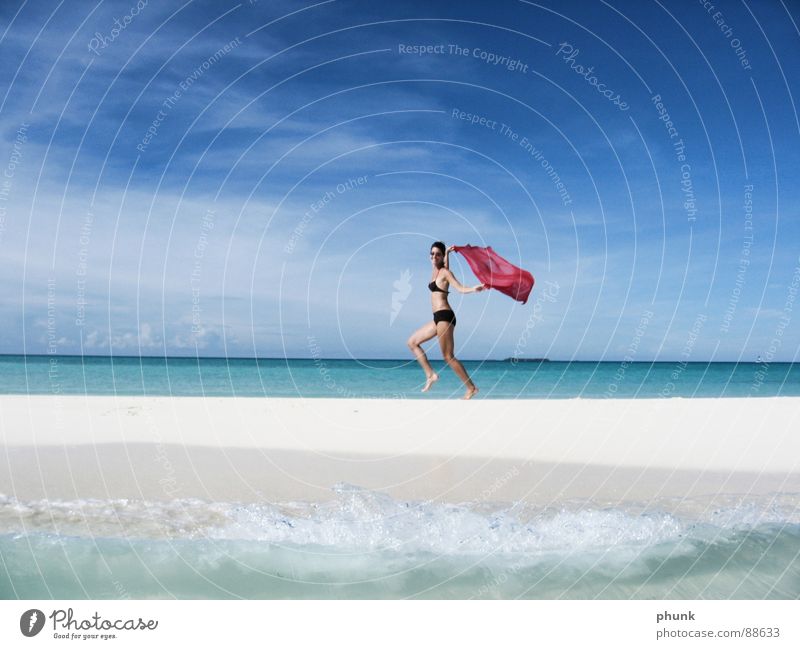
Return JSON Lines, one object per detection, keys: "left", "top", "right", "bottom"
{"left": 406, "top": 241, "right": 486, "bottom": 399}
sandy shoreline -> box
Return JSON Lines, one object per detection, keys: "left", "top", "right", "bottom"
{"left": 1, "top": 395, "right": 799, "bottom": 504}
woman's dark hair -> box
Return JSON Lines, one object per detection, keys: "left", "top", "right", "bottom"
{"left": 431, "top": 241, "right": 446, "bottom": 255}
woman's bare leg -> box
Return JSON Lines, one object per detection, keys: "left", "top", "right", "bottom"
{"left": 407, "top": 321, "right": 439, "bottom": 391}
{"left": 436, "top": 322, "right": 478, "bottom": 399}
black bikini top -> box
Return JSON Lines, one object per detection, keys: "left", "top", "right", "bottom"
{"left": 428, "top": 278, "right": 449, "bottom": 294}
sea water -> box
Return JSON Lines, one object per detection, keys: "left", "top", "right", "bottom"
{"left": 1, "top": 355, "right": 798, "bottom": 599}
{"left": 1, "top": 487, "right": 798, "bottom": 599}
{"left": 0, "top": 355, "right": 798, "bottom": 398}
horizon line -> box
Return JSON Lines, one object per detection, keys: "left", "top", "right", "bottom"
{"left": 0, "top": 353, "right": 789, "bottom": 364}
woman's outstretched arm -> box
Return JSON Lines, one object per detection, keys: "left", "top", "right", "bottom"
{"left": 443, "top": 268, "right": 486, "bottom": 294}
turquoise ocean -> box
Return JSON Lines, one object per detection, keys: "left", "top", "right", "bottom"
{"left": 1, "top": 354, "right": 798, "bottom": 398}
{"left": 1, "top": 355, "right": 799, "bottom": 599}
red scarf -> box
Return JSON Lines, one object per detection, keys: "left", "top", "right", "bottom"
{"left": 453, "top": 245, "right": 534, "bottom": 304}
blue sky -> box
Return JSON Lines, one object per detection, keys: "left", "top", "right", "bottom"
{"left": 0, "top": 0, "right": 798, "bottom": 361}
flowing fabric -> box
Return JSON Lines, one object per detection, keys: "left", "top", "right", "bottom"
{"left": 453, "top": 245, "right": 534, "bottom": 304}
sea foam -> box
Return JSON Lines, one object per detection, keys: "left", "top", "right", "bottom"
{"left": 2, "top": 485, "right": 797, "bottom": 559}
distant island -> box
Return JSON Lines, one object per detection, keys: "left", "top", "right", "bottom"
{"left": 504, "top": 358, "right": 550, "bottom": 362}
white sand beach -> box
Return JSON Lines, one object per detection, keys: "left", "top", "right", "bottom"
{"left": 1, "top": 395, "right": 798, "bottom": 505}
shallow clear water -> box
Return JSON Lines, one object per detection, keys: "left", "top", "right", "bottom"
{"left": 1, "top": 487, "right": 798, "bottom": 599}
{"left": 1, "top": 355, "right": 798, "bottom": 398}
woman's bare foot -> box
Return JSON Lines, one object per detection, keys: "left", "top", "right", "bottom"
{"left": 422, "top": 373, "right": 439, "bottom": 392}
{"left": 463, "top": 385, "right": 479, "bottom": 400}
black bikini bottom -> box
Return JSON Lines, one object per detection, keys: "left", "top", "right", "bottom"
{"left": 433, "top": 309, "right": 457, "bottom": 327}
